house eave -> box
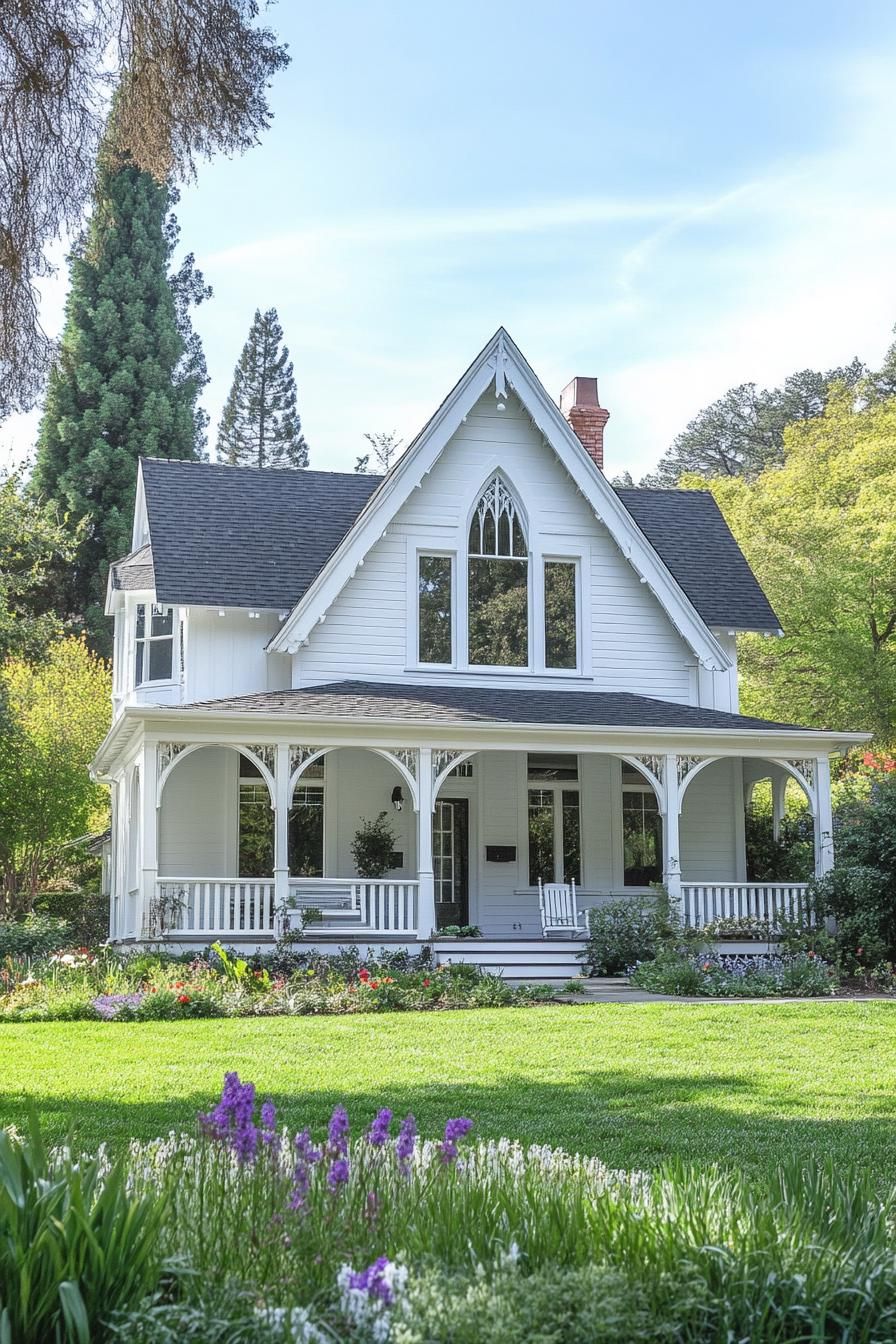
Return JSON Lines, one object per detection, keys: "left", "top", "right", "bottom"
{"left": 89, "top": 700, "right": 870, "bottom": 782}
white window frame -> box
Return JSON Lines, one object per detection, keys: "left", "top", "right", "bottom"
{"left": 414, "top": 550, "right": 456, "bottom": 668}
{"left": 538, "top": 554, "right": 583, "bottom": 676}
{"left": 524, "top": 755, "right": 582, "bottom": 886}
{"left": 464, "top": 473, "right": 532, "bottom": 674}
{"left": 133, "top": 600, "right": 179, "bottom": 688}
{"left": 619, "top": 765, "right": 663, "bottom": 890}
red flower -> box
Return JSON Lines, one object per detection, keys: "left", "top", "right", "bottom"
{"left": 369, "top": 980, "right": 379, "bottom": 990}
{"left": 177, "top": 994, "right": 190, "bottom": 1004}
{"left": 174, "top": 981, "right": 184, "bottom": 988}
{"left": 359, "top": 968, "right": 370, "bottom": 982}
{"left": 422, "top": 978, "right": 431, "bottom": 987}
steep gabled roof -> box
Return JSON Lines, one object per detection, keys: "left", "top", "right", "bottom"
{"left": 130, "top": 329, "right": 780, "bottom": 648}
{"left": 133, "top": 460, "right": 779, "bottom": 633}
{"left": 616, "top": 489, "right": 780, "bottom": 632}
{"left": 140, "top": 459, "right": 380, "bottom": 610}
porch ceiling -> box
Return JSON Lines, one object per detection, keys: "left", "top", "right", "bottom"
{"left": 164, "top": 680, "right": 840, "bottom": 735}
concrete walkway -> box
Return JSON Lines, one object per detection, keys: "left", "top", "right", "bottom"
{"left": 546, "top": 977, "right": 896, "bottom": 1004}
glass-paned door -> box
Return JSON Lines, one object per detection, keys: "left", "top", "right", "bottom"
{"left": 433, "top": 799, "right": 469, "bottom": 928}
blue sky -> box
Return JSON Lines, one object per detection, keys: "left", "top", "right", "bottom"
{"left": 5, "top": 0, "right": 896, "bottom": 478}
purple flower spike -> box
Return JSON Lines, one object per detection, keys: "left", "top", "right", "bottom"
{"left": 439, "top": 1116, "right": 474, "bottom": 1165}
{"left": 327, "top": 1157, "right": 350, "bottom": 1189}
{"left": 367, "top": 1108, "right": 393, "bottom": 1147}
{"left": 328, "top": 1104, "right": 350, "bottom": 1156}
{"left": 260, "top": 1098, "right": 278, "bottom": 1151}
{"left": 198, "top": 1072, "right": 260, "bottom": 1163}
{"left": 395, "top": 1113, "right": 417, "bottom": 1172}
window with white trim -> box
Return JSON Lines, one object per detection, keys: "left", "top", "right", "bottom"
{"left": 527, "top": 754, "right": 581, "bottom": 885}
{"left": 621, "top": 763, "right": 663, "bottom": 886}
{"left": 468, "top": 476, "right": 528, "bottom": 667}
{"left": 135, "top": 604, "right": 175, "bottom": 685}
{"left": 418, "top": 554, "right": 453, "bottom": 664}
{"left": 544, "top": 559, "right": 578, "bottom": 670}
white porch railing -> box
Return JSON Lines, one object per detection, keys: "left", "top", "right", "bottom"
{"left": 288, "top": 878, "right": 419, "bottom": 936}
{"left": 156, "top": 879, "right": 275, "bottom": 936}
{"left": 152, "top": 877, "right": 420, "bottom": 939}
{"left": 680, "top": 882, "right": 812, "bottom": 929}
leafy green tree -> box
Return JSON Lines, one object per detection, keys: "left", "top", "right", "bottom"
{"left": 31, "top": 145, "right": 210, "bottom": 652}
{"left": 217, "top": 308, "right": 308, "bottom": 468}
{"left": 697, "top": 388, "right": 896, "bottom": 742}
{"left": 0, "top": 637, "right": 110, "bottom": 916}
{"left": 1, "top": 1, "right": 288, "bottom": 415}
{"left": 0, "top": 468, "right": 77, "bottom": 662}
{"left": 647, "top": 361, "right": 866, "bottom": 485}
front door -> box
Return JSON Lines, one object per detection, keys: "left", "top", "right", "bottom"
{"left": 433, "top": 798, "right": 469, "bottom": 928}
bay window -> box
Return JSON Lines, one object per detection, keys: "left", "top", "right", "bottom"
{"left": 135, "top": 603, "right": 175, "bottom": 685}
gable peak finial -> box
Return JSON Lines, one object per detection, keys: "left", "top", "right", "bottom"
{"left": 493, "top": 330, "right": 508, "bottom": 399}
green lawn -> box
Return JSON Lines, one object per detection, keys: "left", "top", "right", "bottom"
{"left": 2, "top": 1001, "right": 894, "bottom": 1172}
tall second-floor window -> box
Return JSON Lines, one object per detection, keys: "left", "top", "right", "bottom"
{"left": 468, "top": 476, "right": 528, "bottom": 666}
{"left": 544, "top": 560, "right": 578, "bottom": 670}
{"left": 418, "top": 555, "right": 453, "bottom": 664}
{"left": 135, "top": 604, "right": 174, "bottom": 685}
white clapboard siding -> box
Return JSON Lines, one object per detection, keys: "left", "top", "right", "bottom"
{"left": 295, "top": 391, "right": 695, "bottom": 701}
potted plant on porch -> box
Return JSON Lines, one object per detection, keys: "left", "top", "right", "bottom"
{"left": 350, "top": 812, "right": 399, "bottom": 878}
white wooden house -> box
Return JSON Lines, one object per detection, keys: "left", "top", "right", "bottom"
{"left": 90, "top": 329, "right": 866, "bottom": 978}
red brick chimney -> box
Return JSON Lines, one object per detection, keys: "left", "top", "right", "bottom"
{"left": 560, "top": 376, "right": 609, "bottom": 470}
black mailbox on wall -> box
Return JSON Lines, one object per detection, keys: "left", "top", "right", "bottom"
{"left": 485, "top": 845, "right": 516, "bottom": 863}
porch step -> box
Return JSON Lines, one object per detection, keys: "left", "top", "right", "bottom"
{"left": 432, "top": 938, "right": 585, "bottom": 982}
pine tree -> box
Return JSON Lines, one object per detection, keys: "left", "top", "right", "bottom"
{"left": 217, "top": 309, "right": 309, "bottom": 468}
{"left": 32, "top": 142, "right": 209, "bottom": 653}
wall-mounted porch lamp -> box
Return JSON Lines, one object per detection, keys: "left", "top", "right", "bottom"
{"left": 391, "top": 785, "right": 404, "bottom": 811}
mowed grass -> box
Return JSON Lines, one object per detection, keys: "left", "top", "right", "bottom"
{"left": 1, "top": 1002, "right": 895, "bottom": 1173}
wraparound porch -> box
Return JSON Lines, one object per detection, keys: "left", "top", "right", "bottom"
{"left": 103, "top": 723, "right": 837, "bottom": 951}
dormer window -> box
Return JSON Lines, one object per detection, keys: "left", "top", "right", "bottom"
{"left": 468, "top": 476, "right": 529, "bottom": 667}
{"left": 135, "top": 604, "right": 175, "bottom": 685}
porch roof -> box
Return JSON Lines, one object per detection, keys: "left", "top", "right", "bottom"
{"left": 167, "top": 679, "right": 831, "bottom": 734}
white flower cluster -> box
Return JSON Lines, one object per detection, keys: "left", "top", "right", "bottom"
{"left": 255, "top": 1304, "right": 328, "bottom": 1343}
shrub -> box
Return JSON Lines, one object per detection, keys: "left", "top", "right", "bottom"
{"left": 631, "top": 949, "right": 838, "bottom": 998}
{"left": 810, "top": 865, "right": 892, "bottom": 972}
{"left": 0, "top": 912, "right": 71, "bottom": 958}
{"left": 350, "top": 812, "right": 398, "bottom": 878}
{"left": 0, "top": 1113, "right": 168, "bottom": 1343}
{"left": 581, "top": 893, "right": 681, "bottom": 974}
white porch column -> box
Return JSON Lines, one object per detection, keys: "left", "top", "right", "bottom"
{"left": 274, "top": 743, "right": 290, "bottom": 924}
{"left": 416, "top": 747, "right": 436, "bottom": 940}
{"left": 663, "top": 751, "right": 682, "bottom": 902}
{"left": 139, "top": 740, "right": 158, "bottom": 938}
{"left": 813, "top": 752, "right": 835, "bottom": 876}
{"left": 772, "top": 772, "right": 788, "bottom": 842}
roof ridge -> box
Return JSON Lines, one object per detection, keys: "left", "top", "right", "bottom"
{"left": 140, "top": 457, "right": 384, "bottom": 485}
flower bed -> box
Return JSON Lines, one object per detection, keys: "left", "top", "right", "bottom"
{"left": 8, "top": 1071, "right": 896, "bottom": 1342}
{"left": 630, "top": 947, "right": 838, "bottom": 997}
{"left": 0, "top": 943, "right": 555, "bottom": 1023}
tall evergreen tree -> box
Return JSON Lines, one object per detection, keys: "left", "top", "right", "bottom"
{"left": 217, "top": 309, "right": 309, "bottom": 468}
{"left": 32, "top": 142, "right": 210, "bottom": 653}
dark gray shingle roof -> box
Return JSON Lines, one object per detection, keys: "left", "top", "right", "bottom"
{"left": 141, "top": 458, "right": 381, "bottom": 610}
{"left": 137, "top": 459, "right": 779, "bottom": 631}
{"left": 169, "top": 679, "right": 817, "bottom": 733}
{"left": 615, "top": 488, "right": 780, "bottom": 631}
{"left": 110, "top": 543, "right": 155, "bottom": 591}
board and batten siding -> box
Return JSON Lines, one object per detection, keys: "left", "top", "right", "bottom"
{"left": 184, "top": 609, "right": 289, "bottom": 704}
{"left": 292, "top": 391, "right": 703, "bottom": 704}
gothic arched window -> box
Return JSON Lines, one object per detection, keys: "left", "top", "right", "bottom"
{"left": 467, "top": 476, "right": 529, "bottom": 666}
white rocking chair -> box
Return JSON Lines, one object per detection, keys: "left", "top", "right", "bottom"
{"left": 538, "top": 879, "right": 584, "bottom": 937}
